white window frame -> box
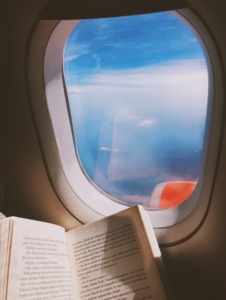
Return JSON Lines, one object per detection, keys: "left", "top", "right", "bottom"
{"left": 27, "top": 9, "right": 223, "bottom": 245}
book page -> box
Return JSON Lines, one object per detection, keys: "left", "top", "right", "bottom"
{"left": 6, "top": 217, "right": 74, "bottom": 300}
{"left": 67, "top": 205, "right": 167, "bottom": 300}
{"left": 0, "top": 219, "right": 13, "bottom": 300}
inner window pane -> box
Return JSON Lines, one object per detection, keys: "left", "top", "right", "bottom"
{"left": 63, "top": 12, "right": 209, "bottom": 209}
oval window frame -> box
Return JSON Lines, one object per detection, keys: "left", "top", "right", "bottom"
{"left": 27, "top": 8, "right": 224, "bottom": 245}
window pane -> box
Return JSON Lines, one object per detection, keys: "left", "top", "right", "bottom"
{"left": 63, "top": 12, "right": 208, "bottom": 209}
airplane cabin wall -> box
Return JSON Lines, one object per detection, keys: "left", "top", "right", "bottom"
{"left": 1, "top": 0, "right": 79, "bottom": 228}
{"left": 161, "top": 1, "right": 226, "bottom": 299}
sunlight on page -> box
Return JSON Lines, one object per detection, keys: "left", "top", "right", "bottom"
{"left": 67, "top": 206, "right": 167, "bottom": 299}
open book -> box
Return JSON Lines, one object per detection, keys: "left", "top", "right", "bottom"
{"left": 0, "top": 205, "right": 171, "bottom": 300}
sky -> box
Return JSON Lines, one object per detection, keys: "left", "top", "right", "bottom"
{"left": 63, "top": 11, "right": 209, "bottom": 208}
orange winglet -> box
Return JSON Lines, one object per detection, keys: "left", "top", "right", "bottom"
{"left": 159, "top": 181, "right": 197, "bottom": 209}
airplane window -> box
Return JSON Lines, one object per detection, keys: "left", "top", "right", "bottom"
{"left": 63, "top": 11, "right": 208, "bottom": 209}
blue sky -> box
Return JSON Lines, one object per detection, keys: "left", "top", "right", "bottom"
{"left": 64, "top": 12, "right": 205, "bottom": 83}
{"left": 63, "top": 11, "right": 208, "bottom": 207}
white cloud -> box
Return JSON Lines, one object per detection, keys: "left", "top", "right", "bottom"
{"left": 99, "top": 147, "right": 119, "bottom": 152}
{"left": 64, "top": 43, "right": 90, "bottom": 63}
{"left": 64, "top": 54, "right": 80, "bottom": 63}
{"left": 138, "top": 119, "right": 157, "bottom": 127}
{"left": 67, "top": 59, "right": 208, "bottom": 93}
{"left": 66, "top": 59, "right": 208, "bottom": 121}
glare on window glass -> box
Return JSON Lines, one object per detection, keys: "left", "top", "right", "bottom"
{"left": 63, "top": 12, "right": 208, "bottom": 209}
